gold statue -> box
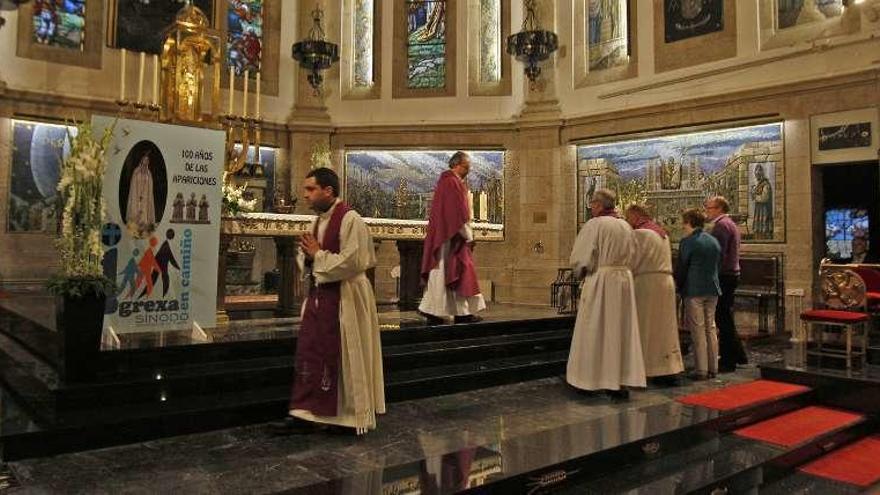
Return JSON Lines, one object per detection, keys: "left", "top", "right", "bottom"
{"left": 160, "top": 3, "right": 222, "bottom": 123}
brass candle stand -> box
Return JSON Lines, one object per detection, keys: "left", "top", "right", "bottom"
{"left": 115, "top": 99, "right": 162, "bottom": 121}
{"left": 221, "top": 113, "right": 263, "bottom": 176}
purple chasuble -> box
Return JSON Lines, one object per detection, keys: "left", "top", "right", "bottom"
{"left": 290, "top": 202, "right": 351, "bottom": 416}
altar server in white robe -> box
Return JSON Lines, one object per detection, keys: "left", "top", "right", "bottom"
{"left": 567, "top": 189, "right": 646, "bottom": 399}
{"left": 273, "top": 167, "right": 385, "bottom": 435}
{"left": 624, "top": 204, "right": 684, "bottom": 385}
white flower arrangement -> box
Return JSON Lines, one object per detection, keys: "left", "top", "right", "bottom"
{"left": 48, "top": 120, "right": 116, "bottom": 298}
{"left": 222, "top": 171, "right": 259, "bottom": 216}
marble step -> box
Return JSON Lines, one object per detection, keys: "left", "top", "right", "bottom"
{"left": 759, "top": 470, "right": 870, "bottom": 494}
{"left": 760, "top": 363, "right": 880, "bottom": 415}
{"left": 51, "top": 330, "right": 571, "bottom": 410}
{"left": 0, "top": 351, "right": 572, "bottom": 461}
{"left": 566, "top": 413, "right": 873, "bottom": 494}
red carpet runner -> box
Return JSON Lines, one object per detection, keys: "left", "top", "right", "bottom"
{"left": 734, "top": 406, "right": 864, "bottom": 447}
{"left": 676, "top": 379, "right": 810, "bottom": 411}
{"left": 799, "top": 435, "right": 880, "bottom": 487}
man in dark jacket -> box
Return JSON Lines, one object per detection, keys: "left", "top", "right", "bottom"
{"left": 705, "top": 196, "right": 748, "bottom": 372}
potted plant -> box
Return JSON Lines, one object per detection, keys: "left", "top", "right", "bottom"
{"left": 47, "top": 120, "right": 115, "bottom": 382}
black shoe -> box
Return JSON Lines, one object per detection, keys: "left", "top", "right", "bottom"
{"left": 270, "top": 416, "right": 316, "bottom": 435}
{"left": 417, "top": 310, "right": 445, "bottom": 326}
{"left": 454, "top": 314, "right": 483, "bottom": 324}
{"left": 605, "top": 389, "right": 630, "bottom": 400}
{"left": 323, "top": 425, "right": 359, "bottom": 436}
{"left": 650, "top": 375, "right": 680, "bottom": 387}
{"left": 688, "top": 372, "right": 710, "bottom": 381}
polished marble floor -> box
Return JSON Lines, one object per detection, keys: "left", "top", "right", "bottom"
{"left": 1, "top": 366, "right": 764, "bottom": 494}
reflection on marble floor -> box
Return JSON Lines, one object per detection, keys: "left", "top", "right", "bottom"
{"left": 0, "top": 293, "right": 567, "bottom": 351}
{"left": 6, "top": 369, "right": 760, "bottom": 494}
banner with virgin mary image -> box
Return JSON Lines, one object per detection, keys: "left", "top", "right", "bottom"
{"left": 94, "top": 117, "right": 224, "bottom": 333}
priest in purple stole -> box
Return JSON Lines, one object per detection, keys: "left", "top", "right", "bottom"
{"left": 273, "top": 168, "right": 385, "bottom": 435}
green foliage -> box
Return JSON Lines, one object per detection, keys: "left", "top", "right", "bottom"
{"left": 47, "top": 274, "right": 116, "bottom": 299}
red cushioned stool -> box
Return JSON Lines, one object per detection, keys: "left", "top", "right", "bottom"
{"left": 801, "top": 263, "right": 870, "bottom": 369}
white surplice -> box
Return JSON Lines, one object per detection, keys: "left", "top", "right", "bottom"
{"left": 567, "top": 216, "right": 646, "bottom": 391}
{"left": 292, "top": 200, "right": 386, "bottom": 433}
{"left": 630, "top": 229, "right": 685, "bottom": 378}
{"left": 418, "top": 223, "right": 486, "bottom": 317}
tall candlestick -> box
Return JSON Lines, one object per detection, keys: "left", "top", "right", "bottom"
{"left": 467, "top": 191, "right": 474, "bottom": 220}
{"left": 152, "top": 54, "right": 159, "bottom": 105}
{"left": 479, "top": 191, "right": 488, "bottom": 221}
{"left": 228, "top": 67, "right": 234, "bottom": 115}
{"left": 242, "top": 70, "right": 249, "bottom": 117}
{"left": 119, "top": 49, "right": 126, "bottom": 101}
{"left": 255, "top": 72, "right": 261, "bottom": 119}
{"left": 137, "top": 52, "right": 145, "bottom": 103}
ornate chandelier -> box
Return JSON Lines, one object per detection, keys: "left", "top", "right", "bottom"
{"left": 291, "top": 3, "right": 339, "bottom": 93}
{"left": 506, "top": 0, "right": 558, "bottom": 83}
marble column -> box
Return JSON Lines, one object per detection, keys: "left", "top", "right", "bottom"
{"left": 506, "top": 0, "right": 567, "bottom": 305}
{"left": 287, "top": 1, "right": 336, "bottom": 214}
{"left": 396, "top": 240, "right": 424, "bottom": 311}
{"left": 274, "top": 237, "right": 302, "bottom": 317}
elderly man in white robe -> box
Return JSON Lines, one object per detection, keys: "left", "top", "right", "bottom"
{"left": 624, "top": 204, "right": 684, "bottom": 386}
{"left": 567, "top": 189, "right": 646, "bottom": 399}
{"left": 273, "top": 167, "right": 385, "bottom": 436}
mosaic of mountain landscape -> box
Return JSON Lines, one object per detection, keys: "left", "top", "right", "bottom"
{"left": 345, "top": 150, "right": 504, "bottom": 223}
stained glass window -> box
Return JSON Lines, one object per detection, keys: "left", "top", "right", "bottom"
{"left": 227, "top": 0, "right": 263, "bottom": 75}
{"left": 406, "top": 0, "right": 447, "bottom": 89}
{"left": 353, "top": 0, "right": 375, "bottom": 87}
{"left": 479, "top": 0, "right": 501, "bottom": 83}
{"left": 587, "top": 0, "right": 628, "bottom": 72}
{"left": 32, "top": 0, "right": 86, "bottom": 49}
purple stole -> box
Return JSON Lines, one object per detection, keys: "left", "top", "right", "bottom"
{"left": 290, "top": 202, "right": 351, "bottom": 416}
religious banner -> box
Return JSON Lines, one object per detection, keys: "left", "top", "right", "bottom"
{"left": 94, "top": 117, "right": 224, "bottom": 333}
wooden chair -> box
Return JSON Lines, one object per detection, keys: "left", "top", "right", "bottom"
{"left": 800, "top": 261, "right": 870, "bottom": 369}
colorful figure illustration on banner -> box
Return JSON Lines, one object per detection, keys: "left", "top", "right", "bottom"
{"left": 119, "top": 248, "right": 140, "bottom": 298}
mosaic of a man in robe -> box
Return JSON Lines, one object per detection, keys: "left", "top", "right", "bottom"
{"left": 126, "top": 152, "right": 156, "bottom": 236}
{"left": 751, "top": 163, "right": 773, "bottom": 238}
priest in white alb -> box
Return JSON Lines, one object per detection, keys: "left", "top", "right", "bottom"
{"left": 567, "top": 189, "right": 646, "bottom": 399}
{"left": 624, "top": 204, "right": 684, "bottom": 386}
{"left": 273, "top": 167, "right": 385, "bottom": 436}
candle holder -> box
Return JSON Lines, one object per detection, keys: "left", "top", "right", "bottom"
{"left": 222, "top": 113, "right": 263, "bottom": 176}
{"left": 115, "top": 99, "right": 162, "bottom": 121}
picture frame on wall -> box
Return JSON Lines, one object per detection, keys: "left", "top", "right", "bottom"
{"left": 811, "top": 108, "right": 880, "bottom": 165}
{"left": 576, "top": 121, "right": 786, "bottom": 243}
{"left": 664, "top": 0, "right": 723, "bottom": 43}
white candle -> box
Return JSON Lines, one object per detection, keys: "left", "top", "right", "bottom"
{"left": 137, "top": 52, "right": 145, "bottom": 103}
{"left": 228, "top": 66, "right": 234, "bottom": 115}
{"left": 119, "top": 48, "right": 126, "bottom": 100}
{"left": 255, "top": 71, "right": 261, "bottom": 119}
{"left": 152, "top": 54, "right": 159, "bottom": 105}
{"left": 242, "top": 70, "right": 249, "bottom": 117}
{"left": 479, "top": 191, "right": 488, "bottom": 221}
{"left": 467, "top": 191, "right": 474, "bottom": 220}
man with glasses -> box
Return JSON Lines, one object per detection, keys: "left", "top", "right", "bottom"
{"left": 704, "top": 196, "right": 748, "bottom": 372}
